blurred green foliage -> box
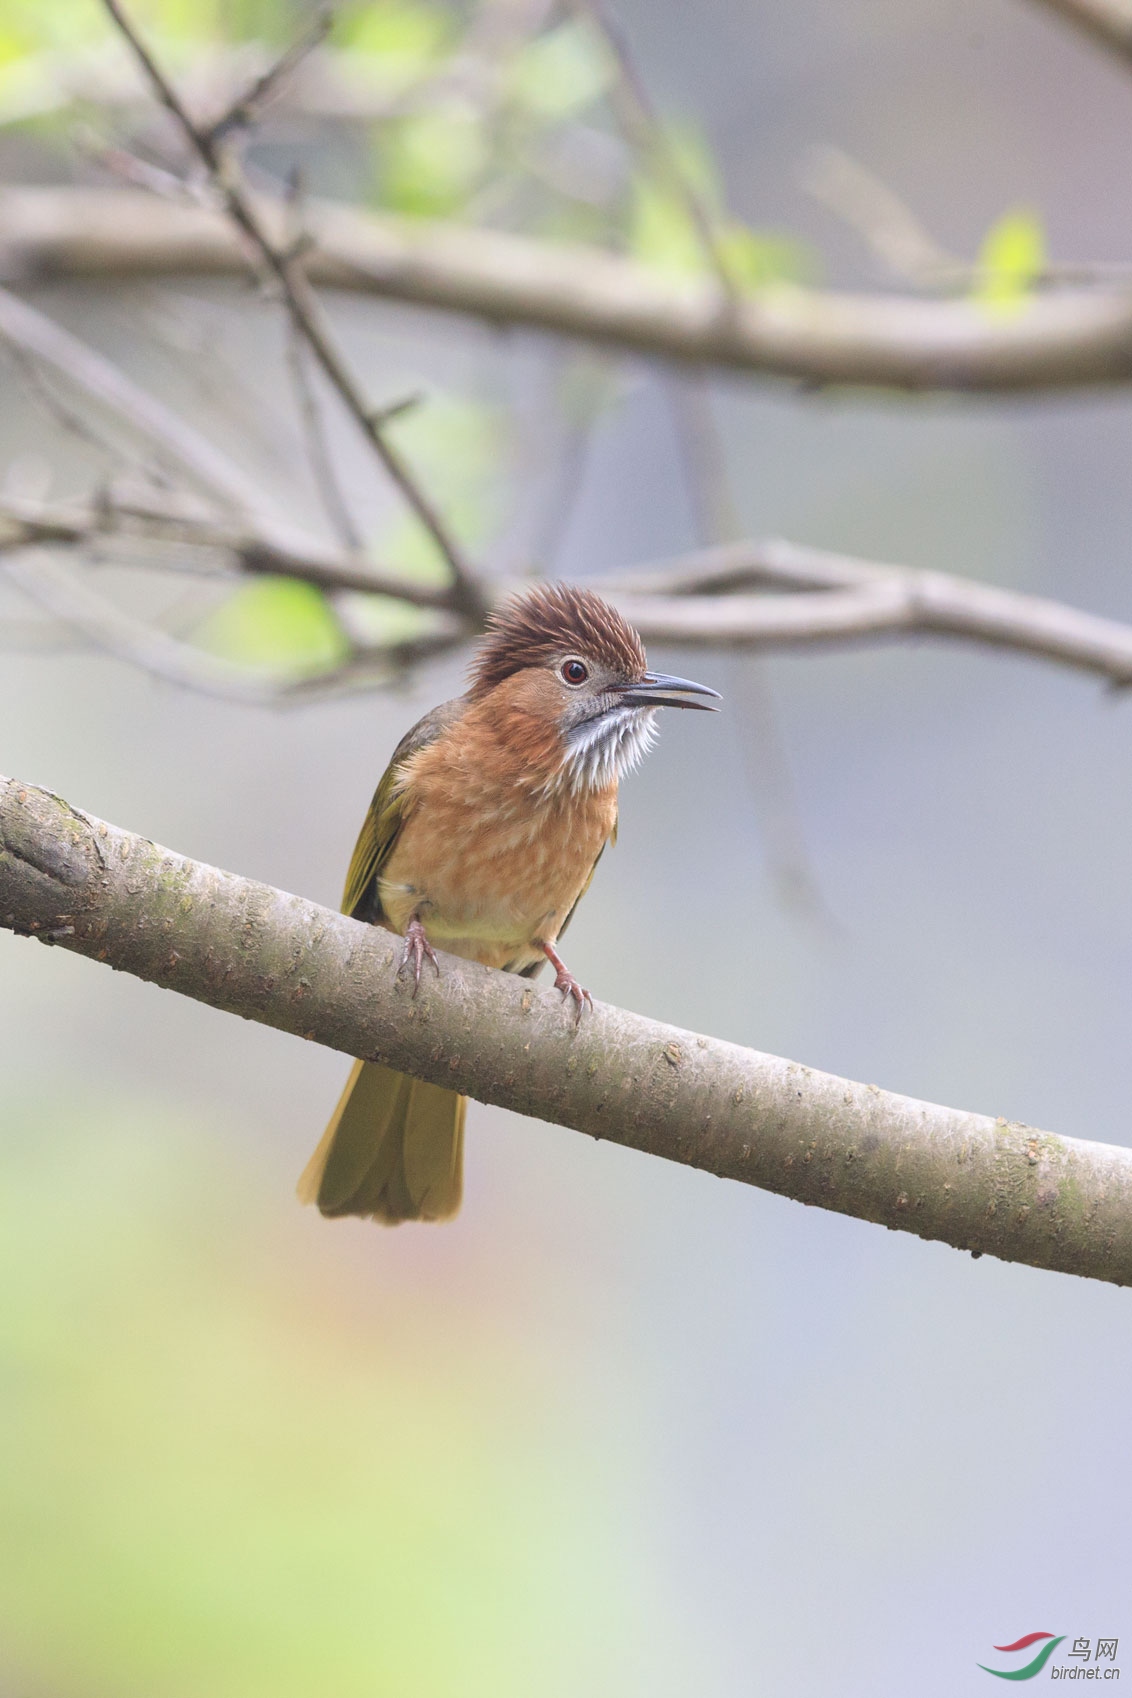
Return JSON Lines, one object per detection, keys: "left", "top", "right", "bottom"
{"left": 337, "top": 0, "right": 450, "bottom": 68}
{"left": 627, "top": 126, "right": 813, "bottom": 287}
{"left": 974, "top": 207, "right": 1046, "bottom": 315}
{"left": 0, "top": 0, "right": 816, "bottom": 293}
{"left": 0, "top": 1105, "right": 666, "bottom": 1698}
{"left": 0, "top": 0, "right": 817, "bottom": 672}
{"left": 193, "top": 395, "right": 505, "bottom": 665}
{"left": 195, "top": 578, "right": 349, "bottom": 675}
{"left": 378, "top": 395, "right": 504, "bottom": 574}
{"left": 505, "top": 17, "right": 613, "bottom": 122}
{"left": 380, "top": 102, "right": 490, "bottom": 218}
{"left": 0, "top": 0, "right": 297, "bottom": 53}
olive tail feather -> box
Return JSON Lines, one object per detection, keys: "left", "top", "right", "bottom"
{"left": 298, "top": 1059, "right": 465, "bottom": 1224}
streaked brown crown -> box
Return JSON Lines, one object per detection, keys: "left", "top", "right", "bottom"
{"left": 467, "top": 582, "right": 647, "bottom": 700}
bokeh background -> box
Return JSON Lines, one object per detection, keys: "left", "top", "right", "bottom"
{"left": 0, "top": 0, "right": 1130, "bottom": 1693}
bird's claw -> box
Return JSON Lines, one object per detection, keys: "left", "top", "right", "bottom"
{"left": 553, "top": 965, "right": 593, "bottom": 1023}
{"left": 540, "top": 940, "right": 591, "bottom": 1023}
{"left": 398, "top": 915, "right": 440, "bottom": 995}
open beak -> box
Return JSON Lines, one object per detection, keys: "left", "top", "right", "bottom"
{"left": 618, "top": 671, "right": 722, "bottom": 712}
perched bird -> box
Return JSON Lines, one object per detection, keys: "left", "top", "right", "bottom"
{"left": 298, "top": 582, "right": 720, "bottom": 1224}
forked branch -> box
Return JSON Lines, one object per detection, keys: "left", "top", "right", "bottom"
{"left": 99, "top": 0, "right": 488, "bottom": 622}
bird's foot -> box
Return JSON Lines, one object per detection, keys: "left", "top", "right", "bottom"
{"left": 541, "top": 941, "right": 592, "bottom": 1023}
{"left": 398, "top": 915, "right": 440, "bottom": 995}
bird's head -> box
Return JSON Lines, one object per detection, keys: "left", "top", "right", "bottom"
{"left": 467, "top": 582, "right": 720, "bottom": 791}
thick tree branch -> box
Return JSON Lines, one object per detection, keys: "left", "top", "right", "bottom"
{"left": 6, "top": 186, "right": 1132, "bottom": 393}
{"left": 1, "top": 772, "right": 1130, "bottom": 1285}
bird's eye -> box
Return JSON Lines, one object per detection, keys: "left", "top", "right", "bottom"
{"left": 561, "top": 659, "right": 589, "bottom": 685}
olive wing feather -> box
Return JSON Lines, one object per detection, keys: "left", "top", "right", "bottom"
{"left": 341, "top": 698, "right": 466, "bottom": 921}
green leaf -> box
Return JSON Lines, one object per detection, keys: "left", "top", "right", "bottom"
{"left": 354, "top": 395, "right": 502, "bottom": 598}
{"left": 974, "top": 207, "right": 1046, "bottom": 314}
{"left": 507, "top": 18, "right": 613, "bottom": 121}
{"left": 717, "top": 222, "right": 816, "bottom": 289}
{"left": 338, "top": 0, "right": 450, "bottom": 71}
{"left": 387, "top": 396, "right": 502, "bottom": 552}
{"left": 195, "top": 578, "right": 348, "bottom": 674}
{"left": 629, "top": 186, "right": 813, "bottom": 289}
{"left": 628, "top": 179, "right": 703, "bottom": 277}
{"left": 379, "top": 104, "right": 488, "bottom": 217}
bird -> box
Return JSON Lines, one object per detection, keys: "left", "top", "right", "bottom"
{"left": 298, "top": 581, "right": 720, "bottom": 1224}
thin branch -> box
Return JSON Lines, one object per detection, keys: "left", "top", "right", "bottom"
{"left": 801, "top": 145, "right": 964, "bottom": 290}
{"left": 0, "top": 291, "right": 464, "bottom": 613}
{"left": 564, "top": 0, "right": 740, "bottom": 300}
{"left": 2, "top": 772, "right": 1131, "bottom": 1285}
{"left": 285, "top": 327, "right": 364, "bottom": 552}
{"left": 486, "top": 348, "right": 611, "bottom": 577}
{"left": 12, "top": 493, "right": 1132, "bottom": 691}
{"left": 3, "top": 548, "right": 329, "bottom": 702}
{"left": 0, "top": 35, "right": 517, "bottom": 130}
{"left": 205, "top": 4, "right": 335, "bottom": 145}
{"left": 2, "top": 547, "right": 465, "bottom": 704}
{"left": 604, "top": 542, "right": 1132, "bottom": 684}
{"left": 11, "top": 185, "right": 1132, "bottom": 392}
{"left": 0, "top": 283, "right": 270, "bottom": 516}
{"left": 665, "top": 372, "right": 830, "bottom": 919}
{"left": 5, "top": 342, "right": 127, "bottom": 474}
{"left": 100, "top": 0, "right": 487, "bottom": 621}
{"left": 277, "top": 162, "right": 368, "bottom": 556}
{"left": 800, "top": 146, "right": 1127, "bottom": 294}
{"left": 0, "top": 494, "right": 458, "bottom": 607}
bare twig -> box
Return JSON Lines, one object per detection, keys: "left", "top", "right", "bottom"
{"left": 801, "top": 145, "right": 1127, "bottom": 294}
{"left": 564, "top": 0, "right": 740, "bottom": 300}
{"left": 285, "top": 328, "right": 364, "bottom": 552}
{"left": 282, "top": 168, "right": 364, "bottom": 553}
{"left": 0, "top": 34, "right": 524, "bottom": 130}
{"left": 3, "top": 548, "right": 329, "bottom": 702}
{"left": 5, "top": 341, "right": 126, "bottom": 473}
{"left": 487, "top": 348, "right": 611, "bottom": 576}
{"left": 100, "top": 0, "right": 487, "bottom": 622}
{"left": 604, "top": 537, "right": 1132, "bottom": 686}
{"left": 0, "top": 494, "right": 458, "bottom": 606}
{"left": 205, "top": 4, "right": 335, "bottom": 144}
{"left": 666, "top": 372, "right": 830, "bottom": 918}
{"left": 801, "top": 145, "right": 964, "bottom": 290}
{"left": 3, "top": 772, "right": 1132, "bottom": 1285}
{"left": 3, "top": 545, "right": 467, "bottom": 704}
{"left": 11, "top": 490, "right": 1132, "bottom": 692}
{"left": 11, "top": 185, "right": 1132, "bottom": 392}
{"left": 0, "top": 283, "right": 271, "bottom": 516}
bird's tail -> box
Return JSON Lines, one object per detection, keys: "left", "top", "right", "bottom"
{"left": 297, "top": 1060, "right": 465, "bottom": 1223}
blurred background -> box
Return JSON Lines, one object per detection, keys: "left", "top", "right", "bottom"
{"left": 0, "top": 0, "right": 1130, "bottom": 1693}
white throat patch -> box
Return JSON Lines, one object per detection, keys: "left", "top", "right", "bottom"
{"left": 560, "top": 704, "right": 659, "bottom": 791}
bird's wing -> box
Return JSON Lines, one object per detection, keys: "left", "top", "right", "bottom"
{"left": 341, "top": 698, "right": 465, "bottom": 921}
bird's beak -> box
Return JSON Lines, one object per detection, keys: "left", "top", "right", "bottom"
{"left": 618, "top": 671, "right": 722, "bottom": 711}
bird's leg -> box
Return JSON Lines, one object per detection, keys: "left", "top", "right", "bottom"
{"left": 398, "top": 912, "right": 440, "bottom": 995}
{"left": 540, "top": 941, "right": 593, "bottom": 1021}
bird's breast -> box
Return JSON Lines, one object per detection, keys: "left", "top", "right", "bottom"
{"left": 377, "top": 754, "right": 617, "bottom": 971}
